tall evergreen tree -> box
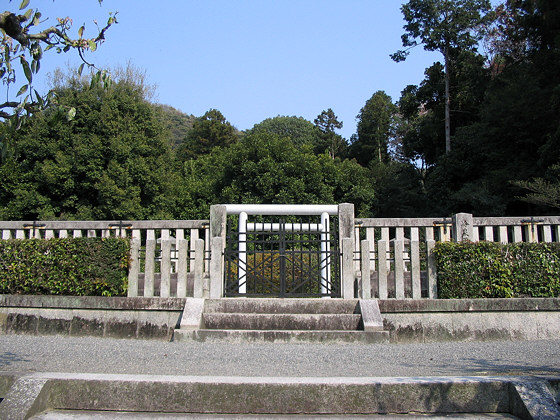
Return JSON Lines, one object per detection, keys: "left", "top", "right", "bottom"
{"left": 350, "top": 91, "right": 396, "bottom": 166}
{"left": 392, "top": 0, "right": 493, "bottom": 153}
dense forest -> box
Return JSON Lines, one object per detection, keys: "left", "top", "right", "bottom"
{"left": 0, "top": 0, "right": 559, "bottom": 220}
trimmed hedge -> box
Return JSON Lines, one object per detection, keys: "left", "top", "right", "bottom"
{"left": 0, "top": 237, "right": 129, "bottom": 296}
{"left": 434, "top": 241, "right": 560, "bottom": 299}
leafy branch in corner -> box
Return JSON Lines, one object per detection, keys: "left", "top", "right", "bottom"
{"left": 0, "top": 0, "right": 117, "bottom": 157}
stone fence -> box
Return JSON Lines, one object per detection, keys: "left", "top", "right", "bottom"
{"left": 354, "top": 214, "right": 560, "bottom": 300}
{"left": 1, "top": 213, "right": 560, "bottom": 300}
{"left": 0, "top": 220, "right": 210, "bottom": 298}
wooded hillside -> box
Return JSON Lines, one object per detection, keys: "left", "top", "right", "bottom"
{"left": 1, "top": 0, "right": 558, "bottom": 220}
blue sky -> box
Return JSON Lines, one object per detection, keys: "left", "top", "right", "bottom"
{"left": 28, "top": 1, "right": 442, "bottom": 140}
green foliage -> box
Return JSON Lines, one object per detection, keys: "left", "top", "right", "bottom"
{"left": 155, "top": 104, "right": 196, "bottom": 149}
{"left": 314, "top": 109, "right": 347, "bottom": 159}
{"left": 0, "top": 237, "right": 129, "bottom": 296}
{"left": 350, "top": 91, "right": 396, "bottom": 166}
{"left": 177, "top": 109, "right": 239, "bottom": 160}
{"left": 0, "top": 1, "right": 117, "bottom": 155}
{"left": 434, "top": 241, "right": 560, "bottom": 298}
{"left": 393, "top": 0, "right": 493, "bottom": 60}
{"left": 514, "top": 164, "right": 560, "bottom": 209}
{"left": 0, "top": 69, "right": 179, "bottom": 220}
{"left": 248, "top": 115, "right": 320, "bottom": 147}
{"left": 177, "top": 132, "right": 376, "bottom": 219}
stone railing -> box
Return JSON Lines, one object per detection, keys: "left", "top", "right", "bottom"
{"left": 0, "top": 220, "right": 210, "bottom": 298}
{"left": 2, "top": 213, "right": 559, "bottom": 300}
{"left": 354, "top": 214, "right": 560, "bottom": 300}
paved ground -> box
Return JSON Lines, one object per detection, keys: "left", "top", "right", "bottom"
{"left": 1, "top": 335, "right": 560, "bottom": 378}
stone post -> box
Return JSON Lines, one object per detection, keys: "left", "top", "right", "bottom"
{"left": 360, "top": 239, "right": 371, "bottom": 299}
{"left": 209, "top": 205, "right": 227, "bottom": 299}
{"left": 452, "top": 213, "right": 474, "bottom": 242}
{"left": 338, "top": 203, "right": 355, "bottom": 299}
{"left": 193, "top": 238, "right": 205, "bottom": 298}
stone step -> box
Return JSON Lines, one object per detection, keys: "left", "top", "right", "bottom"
{"left": 203, "top": 313, "right": 362, "bottom": 331}
{"left": 3, "top": 372, "right": 546, "bottom": 418}
{"left": 204, "top": 298, "right": 360, "bottom": 315}
{"left": 173, "top": 328, "right": 390, "bottom": 343}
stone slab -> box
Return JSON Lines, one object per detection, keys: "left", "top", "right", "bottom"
{"left": 202, "top": 313, "right": 362, "bottom": 331}
{"left": 2, "top": 373, "right": 559, "bottom": 418}
{"left": 204, "top": 298, "right": 359, "bottom": 315}
{"left": 174, "top": 329, "right": 390, "bottom": 343}
{"left": 179, "top": 298, "right": 205, "bottom": 330}
{"left": 359, "top": 299, "right": 384, "bottom": 332}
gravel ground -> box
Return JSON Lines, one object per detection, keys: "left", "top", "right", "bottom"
{"left": 2, "top": 335, "right": 560, "bottom": 377}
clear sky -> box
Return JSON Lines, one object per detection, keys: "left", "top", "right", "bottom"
{"left": 29, "top": 0, "right": 441, "bottom": 140}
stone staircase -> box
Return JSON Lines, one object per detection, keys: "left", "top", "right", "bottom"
{"left": 173, "top": 298, "right": 389, "bottom": 343}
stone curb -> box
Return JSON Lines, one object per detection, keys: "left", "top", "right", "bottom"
{"left": 379, "top": 298, "right": 560, "bottom": 312}
{"left": 0, "top": 295, "right": 186, "bottom": 310}
{"left": 0, "top": 372, "right": 559, "bottom": 419}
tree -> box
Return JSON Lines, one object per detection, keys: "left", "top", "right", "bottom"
{"left": 350, "top": 91, "right": 396, "bottom": 166}
{"left": 513, "top": 164, "right": 560, "bottom": 210}
{"left": 177, "top": 132, "right": 377, "bottom": 218}
{"left": 0, "top": 67, "right": 178, "bottom": 220}
{"left": 396, "top": 49, "right": 490, "bottom": 167}
{"left": 248, "top": 115, "right": 319, "bottom": 147}
{"left": 177, "top": 109, "right": 238, "bottom": 160}
{"left": 314, "top": 109, "right": 346, "bottom": 159}
{"left": 391, "top": 0, "right": 493, "bottom": 153}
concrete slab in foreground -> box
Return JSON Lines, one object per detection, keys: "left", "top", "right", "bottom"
{"left": 1, "top": 372, "right": 559, "bottom": 420}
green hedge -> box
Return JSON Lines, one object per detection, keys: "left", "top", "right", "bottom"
{"left": 0, "top": 237, "right": 129, "bottom": 296}
{"left": 434, "top": 241, "right": 560, "bottom": 299}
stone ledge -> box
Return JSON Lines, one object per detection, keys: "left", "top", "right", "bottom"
{"left": 0, "top": 295, "right": 186, "bottom": 311}
{"left": 379, "top": 298, "right": 560, "bottom": 313}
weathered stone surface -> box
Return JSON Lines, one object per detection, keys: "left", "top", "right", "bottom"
{"left": 37, "top": 316, "right": 71, "bottom": 335}
{"left": 383, "top": 314, "right": 425, "bottom": 343}
{"left": 0, "top": 375, "right": 50, "bottom": 420}
{"left": 1, "top": 373, "right": 538, "bottom": 416}
{"left": 421, "top": 313, "right": 455, "bottom": 343}
{"left": 0, "top": 372, "right": 18, "bottom": 399}
{"left": 359, "top": 299, "right": 384, "bottom": 332}
{"left": 205, "top": 298, "right": 359, "bottom": 314}
{"left": 179, "top": 298, "right": 205, "bottom": 330}
{"left": 203, "top": 313, "right": 362, "bottom": 331}
{"left": 137, "top": 310, "right": 177, "bottom": 339}
{"left": 176, "top": 328, "right": 389, "bottom": 343}
{"left": 104, "top": 318, "right": 137, "bottom": 339}
{"left": 536, "top": 312, "right": 560, "bottom": 339}
{"left": 379, "top": 297, "right": 560, "bottom": 313}
{"left": 7, "top": 312, "right": 38, "bottom": 334}
{"left": 510, "top": 379, "right": 560, "bottom": 419}
{"left": 0, "top": 311, "right": 8, "bottom": 333}
{"left": 381, "top": 301, "right": 560, "bottom": 343}
{"left": 69, "top": 314, "right": 105, "bottom": 337}
{"left": 0, "top": 295, "right": 186, "bottom": 310}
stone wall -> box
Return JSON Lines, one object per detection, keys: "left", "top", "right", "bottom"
{"left": 380, "top": 298, "right": 560, "bottom": 343}
{"left": 0, "top": 295, "right": 185, "bottom": 340}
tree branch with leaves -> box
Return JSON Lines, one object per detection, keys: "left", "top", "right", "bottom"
{"left": 0, "top": 0, "right": 116, "bottom": 155}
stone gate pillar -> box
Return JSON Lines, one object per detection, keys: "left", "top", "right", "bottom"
{"left": 338, "top": 203, "right": 355, "bottom": 299}
{"left": 209, "top": 205, "right": 227, "bottom": 298}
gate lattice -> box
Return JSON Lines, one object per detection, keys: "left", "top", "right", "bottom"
{"left": 224, "top": 216, "right": 340, "bottom": 297}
